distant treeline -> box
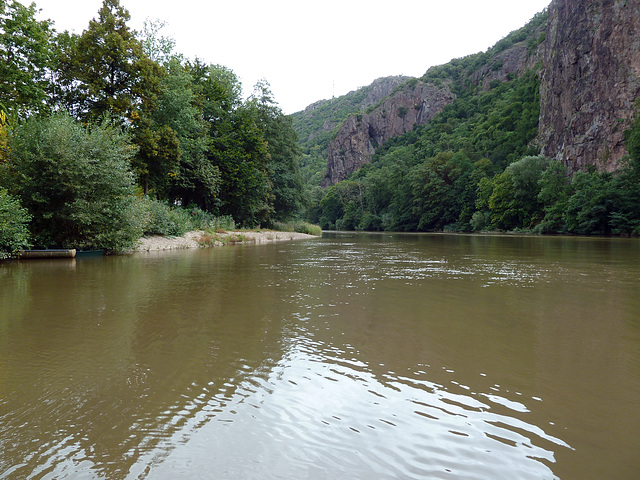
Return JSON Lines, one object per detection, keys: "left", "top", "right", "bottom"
{"left": 0, "top": 0, "right": 304, "bottom": 256}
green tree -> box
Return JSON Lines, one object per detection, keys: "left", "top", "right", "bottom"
{"left": 564, "top": 168, "right": 615, "bottom": 235}
{"left": 611, "top": 106, "right": 640, "bottom": 234}
{"left": 195, "top": 64, "right": 270, "bottom": 225}
{"left": 132, "top": 58, "right": 217, "bottom": 204}
{"left": 411, "top": 151, "right": 474, "bottom": 231}
{"left": 162, "top": 60, "right": 219, "bottom": 209}
{"left": 0, "top": 109, "right": 9, "bottom": 162}
{"left": 488, "top": 171, "right": 519, "bottom": 229}
{"left": 609, "top": 163, "right": 640, "bottom": 235}
{"left": 319, "top": 180, "right": 365, "bottom": 230}
{"left": 248, "top": 80, "right": 304, "bottom": 222}
{"left": 0, "top": 0, "right": 53, "bottom": 116}
{"left": 139, "top": 18, "right": 176, "bottom": 65}
{"left": 536, "top": 160, "right": 571, "bottom": 233}
{"left": 9, "top": 113, "right": 142, "bottom": 251}
{"left": 58, "top": 0, "right": 160, "bottom": 122}
{"left": 489, "top": 155, "right": 548, "bottom": 230}
{"left": 48, "top": 29, "right": 80, "bottom": 115}
{"left": 0, "top": 187, "right": 31, "bottom": 258}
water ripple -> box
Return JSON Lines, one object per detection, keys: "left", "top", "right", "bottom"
{"left": 121, "top": 335, "right": 570, "bottom": 480}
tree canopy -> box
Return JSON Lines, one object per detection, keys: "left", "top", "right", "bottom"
{"left": 0, "top": 0, "right": 305, "bottom": 253}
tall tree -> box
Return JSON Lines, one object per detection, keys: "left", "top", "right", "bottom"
{"left": 138, "top": 18, "right": 176, "bottom": 66}
{"left": 248, "top": 80, "right": 304, "bottom": 221}
{"left": 158, "top": 59, "right": 218, "bottom": 209}
{"left": 194, "top": 64, "right": 271, "bottom": 225}
{"left": 0, "top": 0, "right": 53, "bottom": 117}
{"left": 0, "top": 109, "right": 9, "bottom": 163}
{"left": 58, "top": 0, "right": 160, "bottom": 122}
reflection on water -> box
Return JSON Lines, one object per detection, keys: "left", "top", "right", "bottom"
{"left": 1, "top": 233, "right": 639, "bottom": 479}
{"left": 136, "top": 336, "right": 569, "bottom": 480}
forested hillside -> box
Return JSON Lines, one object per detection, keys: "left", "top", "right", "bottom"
{"left": 296, "top": 4, "right": 640, "bottom": 235}
{"left": 291, "top": 76, "right": 409, "bottom": 207}
{"left": 0, "top": 0, "right": 304, "bottom": 256}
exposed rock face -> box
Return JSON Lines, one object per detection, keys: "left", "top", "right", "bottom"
{"left": 471, "top": 42, "right": 543, "bottom": 90}
{"left": 321, "top": 0, "right": 640, "bottom": 186}
{"left": 322, "top": 81, "right": 455, "bottom": 186}
{"left": 357, "top": 76, "right": 412, "bottom": 110}
{"left": 539, "top": 0, "right": 640, "bottom": 173}
{"left": 295, "top": 76, "right": 410, "bottom": 146}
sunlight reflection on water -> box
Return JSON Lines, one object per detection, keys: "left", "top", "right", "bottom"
{"left": 127, "top": 330, "right": 568, "bottom": 480}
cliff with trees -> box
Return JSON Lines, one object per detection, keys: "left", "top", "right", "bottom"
{"left": 294, "top": 0, "right": 640, "bottom": 235}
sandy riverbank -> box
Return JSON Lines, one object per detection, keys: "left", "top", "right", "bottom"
{"left": 133, "top": 230, "right": 317, "bottom": 252}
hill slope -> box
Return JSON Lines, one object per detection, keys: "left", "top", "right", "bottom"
{"left": 293, "top": 0, "right": 640, "bottom": 236}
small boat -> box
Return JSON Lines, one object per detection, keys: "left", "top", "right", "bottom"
{"left": 75, "top": 249, "right": 104, "bottom": 258}
{"left": 20, "top": 249, "right": 76, "bottom": 259}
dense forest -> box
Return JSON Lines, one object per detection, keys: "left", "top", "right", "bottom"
{"left": 0, "top": 0, "right": 305, "bottom": 257}
{"left": 294, "top": 10, "right": 640, "bottom": 236}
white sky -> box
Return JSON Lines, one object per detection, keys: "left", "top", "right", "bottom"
{"left": 31, "top": 0, "right": 551, "bottom": 114}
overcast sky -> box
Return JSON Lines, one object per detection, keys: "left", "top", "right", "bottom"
{"left": 32, "top": 0, "right": 551, "bottom": 114}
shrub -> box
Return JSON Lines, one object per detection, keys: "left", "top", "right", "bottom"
{"left": 9, "top": 114, "right": 142, "bottom": 252}
{"left": 0, "top": 188, "right": 32, "bottom": 259}
{"left": 272, "top": 221, "right": 322, "bottom": 236}
{"left": 470, "top": 211, "right": 492, "bottom": 231}
{"left": 134, "top": 197, "right": 237, "bottom": 237}
{"left": 295, "top": 222, "right": 322, "bottom": 236}
{"left": 201, "top": 214, "right": 235, "bottom": 232}
{"left": 144, "top": 199, "right": 193, "bottom": 236}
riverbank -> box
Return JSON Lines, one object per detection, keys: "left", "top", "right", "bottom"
{"left": 133, "top": 230, "right": 317, "bottom": 252}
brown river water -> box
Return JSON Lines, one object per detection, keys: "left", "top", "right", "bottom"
{"left": 1, "top": 232, "right": 639, "bottom": 479}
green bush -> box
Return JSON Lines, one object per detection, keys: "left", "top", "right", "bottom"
{"left": 185, "top": 206, "right": 235, "bottom": 231}
{"left": 9, "top": 114, "right": 142, "bottom": 252}
{"left": 294, "top": 222, "right": 322, "bottom": 236}
{"left": 136, "top": 197, "right": 237, "bottom": 236}
{"left": 272, "top": 221, "right": 322, "bottom": 236}
{"left": 144, "top": 199, "right": 193, "bottom": 236}
{"left": 0, "top": 188, "right": 32, "bottom": 259}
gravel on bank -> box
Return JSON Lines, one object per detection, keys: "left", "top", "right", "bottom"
{"left": 133, "top": 230, "right": 318, "bottom": 252}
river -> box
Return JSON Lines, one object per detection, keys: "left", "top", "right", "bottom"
{"left": 1, "top": 232, "right": 639, "bottom": 479}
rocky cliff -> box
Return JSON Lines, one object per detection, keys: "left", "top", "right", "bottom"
{"left": 293, "top": 76, "right": 410, "bottom": 148}
{"left": 320, "top": 0, "right": 640, "bottom": 185}
{"left": 322, "top": 81, "right": 455, "bottom": 186}
{"left": 321, "top": 13, "right": 546, "bottom": 187}
{"left": 539, "top": 0, "right": 640, "bottom": 173}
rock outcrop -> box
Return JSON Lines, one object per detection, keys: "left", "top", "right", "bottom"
{"left": 470, "top": 42, "right": 543, "bottom": 90}
{"left": 322, "top": 81, "right": 455, "bottom": 186}
{"left": 538, "top": 0, "right": 640, "bottom": 173}
{"left": 294, "top": 76, "right": 410, "bottom": 147}
{"left": 319, "top": 0, "right": 640, "bottom": 186}
{"left": 321, "top": 16, "right": 546, "bottom": 187}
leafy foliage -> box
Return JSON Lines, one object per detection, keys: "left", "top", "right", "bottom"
{"left": 0, "top": 187, "right": 31, "bottom": 258}
{"left": 291, "top": 76, "right": 410, "bottom": 210}
{"left": 7, "top": 113, "right": 142, "bottom": 251}
{"left": 306, "top": 5, "right": 639, "bottom": 237}
{"left": 0, "top": 0, "right": 53, "bottom": 117}
{"left": 54, "top": 0, "right": 161, "bottom": 122}
{"left": 248, "top": 80, "right": 304, "bottom": 222}
{"left": 314, "top": 68, "right": 543, "bottom": 232}
{"left": 197, "top": 65, "right": 271, "bottom": 225}
{"left": 0, "top": 0, "right": 305, "bottom": 252}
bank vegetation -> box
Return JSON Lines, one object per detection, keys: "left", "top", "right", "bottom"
{"left": 0, "top": 0, "right": 310, "bottom": 259}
